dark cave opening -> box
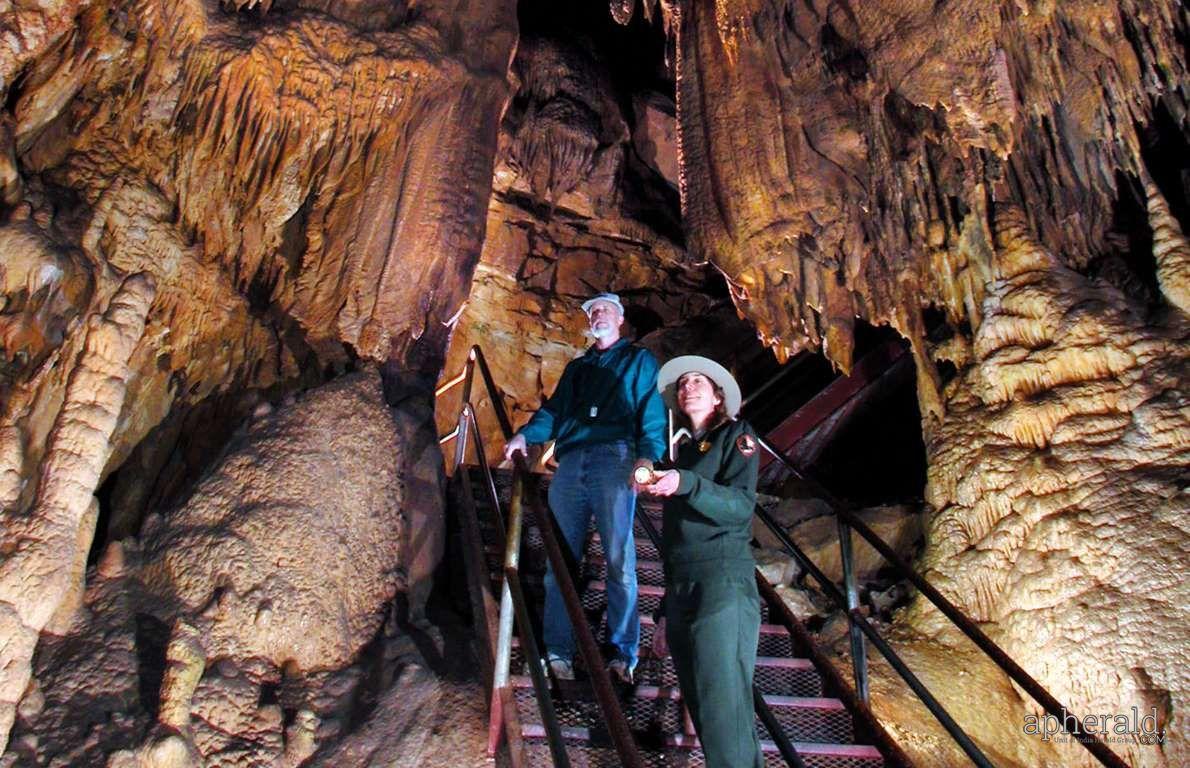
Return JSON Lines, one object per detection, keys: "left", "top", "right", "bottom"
{"left": 1139, "top": 98, "right": 1190, "bottom": 234}
{"left": 1086, "top": 170, "right": 1162, "bottom": 311}
{"left": 744, "top": 321, "right": 927, "bottom": 507}
{"left": 517, "top": 0, "right": 673, "bottom": 97}
{"left": 794, "top": 322, "right": 926, "bottom": 507}
{"left": 514, "top": 0, "right": 682, "bottom": 241}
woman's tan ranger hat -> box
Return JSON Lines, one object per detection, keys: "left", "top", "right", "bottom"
{"left": 657, "top": 355, "right": 742, "bottom": 418}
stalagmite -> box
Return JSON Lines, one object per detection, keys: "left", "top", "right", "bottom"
{"left": 0, "top": 273, "right": 155, "bottom": 749}
{"left": 1146, "top": 181, "right": 1190, "bottom": 314}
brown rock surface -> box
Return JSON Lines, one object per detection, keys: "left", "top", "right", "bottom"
{"left": 6, "top": 369, "right": 411, "bottom": 765}
{"left": 138, "top": 369, "right": 404, "bottom": 672}
{"left": 789, "top": 504, "right": 923, "bottom": 584}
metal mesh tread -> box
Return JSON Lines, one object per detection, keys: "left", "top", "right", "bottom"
{"left": 512, "top": 678, "right": 854, "bottom": 746}
{"left": 520, "top": 736, "right": 883, "bottom": 768}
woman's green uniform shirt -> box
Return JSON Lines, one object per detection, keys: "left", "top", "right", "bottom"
{"left": 662, "top": 418, "right": 761, "bottom": 581}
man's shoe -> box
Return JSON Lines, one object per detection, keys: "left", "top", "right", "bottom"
{"left": 607, "top": 659, "right": 634, "bottom": 685}
{"left": 545, "top": 653, "right": 575, "bottom": 681}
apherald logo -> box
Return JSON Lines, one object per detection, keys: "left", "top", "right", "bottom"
{"left": 1024, "top": 707, "right": 1166, "bottom": 745}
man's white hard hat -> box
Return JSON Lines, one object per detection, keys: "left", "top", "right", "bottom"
{"left": 581, "top": 293, "right": 625, "bottom": 315}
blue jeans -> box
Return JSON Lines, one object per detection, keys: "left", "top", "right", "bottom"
{"left": 543, "top": 441, "right": 639, "bottom": 668}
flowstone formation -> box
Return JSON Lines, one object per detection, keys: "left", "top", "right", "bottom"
{"left": 0, "top": 0, "right": 516, "bottom": 757}
{"left": 910, "top": 207, "right": 1189, "bottom": 766}
{"left": 646, "top": 0, "right": 1189, "bottom": 765}
{"left": 6, "top": 370, "right": 408, "bottom": 766}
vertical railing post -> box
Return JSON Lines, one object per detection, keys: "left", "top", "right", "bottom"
{"left": 837, "top": 518, "right": 869, "bottom": 704}
{"left": 500, "top": 470, "right": 570, "bottom": 767}
{"left": 452, "top": 397, "right": 471, "bottom": 474}
{"left": 487, "top": 472, "right": 519, "bottom": 754}
{"left": 453, "top": 405, "right": 500, "bottom": 676}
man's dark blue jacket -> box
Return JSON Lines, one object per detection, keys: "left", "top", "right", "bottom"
{"left": 518, "top": 339, "right": 667, "bottom": 462}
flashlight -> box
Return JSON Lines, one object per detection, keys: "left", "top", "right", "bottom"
{"left": 633, "top": 466, "right": 656, "bottom": 486}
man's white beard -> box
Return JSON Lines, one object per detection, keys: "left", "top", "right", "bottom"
{"left": 590, "top": 324, "right": 613, "bottom": 339}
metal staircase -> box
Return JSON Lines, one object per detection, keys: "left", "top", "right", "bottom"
{"left": 438, "top": 344, "right": 1131, "bottom": 768}
{"left": 461, "top": 465, "right": 890, "bottom": 766}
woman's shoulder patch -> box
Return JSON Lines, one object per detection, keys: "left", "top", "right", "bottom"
{"left": 735, "top": 432, "right": 757, "bottom": 457}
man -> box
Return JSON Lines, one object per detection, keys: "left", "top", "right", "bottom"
{"left": 503, "top": 293, "right": 666, "bottom": 683}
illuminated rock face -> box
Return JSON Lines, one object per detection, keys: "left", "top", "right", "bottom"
{"left": 0, "top": 0, "right": 515, "bottom": 756}
{"left": 911, "top": 207, "right": 1189, "bottom": 767}
{"left": 662, "top": 1, "right": 1189, "bottom": 765}
{"left": 670, "top": 0, "right": 1187, "bottom": 414}
{"left": 0, "top": 0, "right": 1186, "bottom": 764}
{"left": 137, "top": 370, "right": 404, "bottom": 674}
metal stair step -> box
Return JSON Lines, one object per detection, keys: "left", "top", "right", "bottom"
{"left": 586, "top": 580, "right": 772, "bottom": 624}
{"left": 520, "top": 724, "right": 883, "bottom": 766}
{"left": 514, "top": 688, "right": 852, "bottom": 747}
{"left": 512, "top": 674, "right": 853, "bottom": 746}
{"left": 511, "top": 675, "right": 839, "bottom": 711}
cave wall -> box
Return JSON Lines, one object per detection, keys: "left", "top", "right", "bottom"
{"left": 650, "top": 0, "right": 1189, "bottom": 764}
{"left": 438, "top": 8, "right": 775, "bottom": 453}
{"left": 0, "top": 0, "right": 517, "bottom": 752}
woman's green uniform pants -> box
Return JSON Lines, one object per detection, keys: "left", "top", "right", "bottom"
{"left": 665, "top": 574, "right": 764, "bottom": 768}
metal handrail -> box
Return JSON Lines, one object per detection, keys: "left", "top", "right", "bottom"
{"left": 755, "top": 434, "right": 1130, "bottom": 768}
{"left": 456, "top": 405, "right": 567, "bottom": 767}
{"left": 753, "top": 499, "right": 994, "bottom": 767}
{"left": 444, "top": 346, "right": 644, "bottom": 768}
{"left": 632, "top": 506, "right": 807, "bottom": 768}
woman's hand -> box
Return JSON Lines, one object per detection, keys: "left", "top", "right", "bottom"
{"left": 644, "top": 469, "right": 681, "bottom": 496}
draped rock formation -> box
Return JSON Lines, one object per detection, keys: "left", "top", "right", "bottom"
{"left": 656, "top": 0, "right": 1189, "bottom": 764}
{"left": 669, "top": 0, "right": 1187, "bottom": 415}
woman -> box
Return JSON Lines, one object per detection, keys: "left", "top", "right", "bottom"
{"left": 642, "top": 355, "right": 763, "bottom": 768}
